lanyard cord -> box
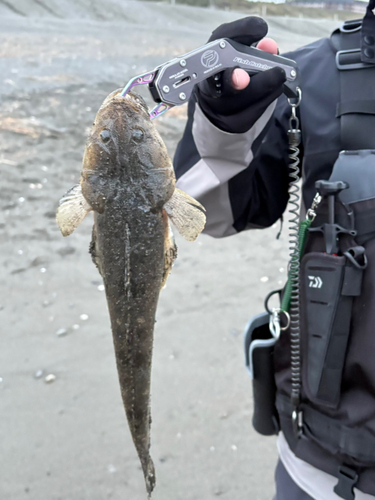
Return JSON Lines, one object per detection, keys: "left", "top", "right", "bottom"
{"left": 286, "top": 90, "right": 303, "bottom": 414}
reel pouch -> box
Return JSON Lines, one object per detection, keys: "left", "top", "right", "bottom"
{"left": 244, "top": 312, "right": 279, "bottom": 436}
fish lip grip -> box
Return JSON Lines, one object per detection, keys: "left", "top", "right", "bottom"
{"left": 121, "top": 37, "right": 301, "bottom": 120}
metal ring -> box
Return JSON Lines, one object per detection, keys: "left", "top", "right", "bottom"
{"left": 273, "top": 308, "right": 291, "bottom": 331}
{"left": 287, "top": 87, "right": 302, "bottom": 108}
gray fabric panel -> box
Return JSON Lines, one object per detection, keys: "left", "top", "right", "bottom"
{"left": 176, "top": 159, "right": 236, "bottom": 237}
{"left": 176, "top": 102, "right": 276, "bottom": 237}
{"left": 192, "top": 102, "right": 276, "bottom": 183}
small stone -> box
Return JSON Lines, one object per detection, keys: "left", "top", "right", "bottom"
{"left": 45, "top": 374, "right": 56, "bottom": 384}
{"left": 29, "top": 183, "right": 36, "bottom": 189}
{"left": 97, "top": 284, "right": 105, "bottom": 291}
{"left": 18, "top": 197, "right": 25, "bottom": 203}
{"left": 49, "top": 316, "right": 55, "bottom": 322}
{"left": 72, "top": 324, "right": 80, "bottom": 330}
{"left": 231, "top": 444, "right": 237, "bottom": 451}
{"left": 176, "top": 432, "right": 182, "bottom": 439}
{"left": 40, "top": 268, "right": 46, "bottom": 273}
{"left": 260, "top": 276, "right": 269, "bottom": 283}
{"left": 80, "top": 314, "right": 89, "bottom": 321}
{"left": 210, "top": 446, "right": 215, "bottom": 451}
{"left": 41, "top": 166, "right": 48, "bottom": 171}
{"left": 107, "top": 464, "right": 116, "bottom": 473}
{"left": 42, "top": 300, "right": 50, "bottom": 307}
{"left": 0, "top": 377, "right": 3, "bottom": 383}
{"left": 34, "top": 370, "right": 43, "bottom": 379}
{"left": 17, "top": 249, "right": 23, "bottom": 255}
{"left": 56, "top": 328, "right": 67, "bottom": 337}
{"left": 279, "top": 267, "right": 285, "bottom": 273}
{"left": 169, "top": 353, "right": 175, "bottom": 360}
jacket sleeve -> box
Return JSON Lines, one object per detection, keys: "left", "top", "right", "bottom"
{"left": 173, "top": 92, "right": 297, "bottom": 238}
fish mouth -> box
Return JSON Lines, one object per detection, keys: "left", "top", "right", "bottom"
{"left": 98, "top": 89, "right": 149, "bottom": 117}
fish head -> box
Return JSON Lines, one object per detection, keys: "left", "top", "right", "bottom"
{"left": 81, "top": 90, "right": 175, "bottom": 213}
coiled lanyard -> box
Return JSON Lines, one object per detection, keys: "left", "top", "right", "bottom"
{"left": 269, "top": 88, "right": 321, "bottom": 436}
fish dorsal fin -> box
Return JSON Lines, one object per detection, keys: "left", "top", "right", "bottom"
{"left": 163, "top": 188, "right": 206, "bottom": 241}
{"left": 56, "top": 184, "right": 92, "bottom": 237}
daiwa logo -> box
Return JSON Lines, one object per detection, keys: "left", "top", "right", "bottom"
{"left": 201, "top": 50, "right": 219, "bottom": 68}
{"left": 308, "top": 276, "right": 323, "bottom": 288}
{"left": 233, "top": 57, "right": 272, "bottom": 70}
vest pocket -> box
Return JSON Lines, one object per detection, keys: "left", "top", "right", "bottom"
{"left": 300, "top": 251, "right": 365, "bottom": 409}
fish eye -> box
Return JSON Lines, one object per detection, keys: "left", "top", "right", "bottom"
{"left": 100, "top": 129, "right": 111, "bottom": 143}
{"left": 131, "top": 127, "right": 145, "bottom": 143}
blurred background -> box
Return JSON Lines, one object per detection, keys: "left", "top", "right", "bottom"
{"left": 0, "top": 0, "right": 364, "bottom": 499}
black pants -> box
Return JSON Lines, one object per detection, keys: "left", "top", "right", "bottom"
{"left": 273, "top": 460, "right": 314, "bottom": 500}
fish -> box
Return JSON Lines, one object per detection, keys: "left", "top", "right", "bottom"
{"left": 55, "top": 89, "right": 205, "bottom": 497}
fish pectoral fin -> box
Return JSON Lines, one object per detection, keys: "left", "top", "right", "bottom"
{"left": 163, "top": 188, "right": 206, "bottom": 242}
{"left": 56, "top": 184, "right": 92, "bottom": 237}
{"left": 161, "top": 213, "right": 177, "bottom": 289}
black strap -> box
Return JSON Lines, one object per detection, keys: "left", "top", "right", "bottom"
{"left": 336, "top": 99, "right": 375, "bottom": 117}
{"left": 332, "top": 20, "right": 375, "bottom": 150}
{"left": 334, "top": 466, "right": 359, "bottom": 500}
{"left": 276, "top": 394, "right": 375, "bottom": 464}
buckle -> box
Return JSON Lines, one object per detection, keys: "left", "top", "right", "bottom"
{"left": 336, "top": 49, "right": 375, "bottom": 70}
{"left": 333, "top": 465, "right": 359, "bottom": 500}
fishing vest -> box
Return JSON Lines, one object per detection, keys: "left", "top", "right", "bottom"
{"left": 274, "top": 7, "right": 375, "bottom": 500}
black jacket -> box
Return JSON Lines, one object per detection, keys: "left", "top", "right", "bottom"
{"left": 174, "top": 24, "right": 375, "bottom": 497}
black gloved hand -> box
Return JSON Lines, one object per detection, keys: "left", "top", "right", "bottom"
{"left": 197, "top": 17, "right": 286, "bottom": 134}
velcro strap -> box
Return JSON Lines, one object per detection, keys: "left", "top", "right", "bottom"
{"left": 336, "top": 100, "right": 375, "bottom": 117}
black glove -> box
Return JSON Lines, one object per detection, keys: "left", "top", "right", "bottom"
{"left": 197, "top": 17, "right": 286, "bottom": 134}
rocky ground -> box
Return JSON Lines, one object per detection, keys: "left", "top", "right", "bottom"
{"left": 0, "top": 2, "right": 339, "bottom": 499}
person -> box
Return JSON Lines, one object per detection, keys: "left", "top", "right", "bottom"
{"left": 173, "top": 5, "right": 375, "bottom": 500}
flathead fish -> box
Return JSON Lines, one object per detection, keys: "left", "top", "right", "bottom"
{"left": 56, "top": 90, "right": 205, "bottom": 497}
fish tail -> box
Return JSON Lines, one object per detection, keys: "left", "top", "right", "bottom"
{"left": 142, "top": 455, "right": 156, "bottom": 497}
